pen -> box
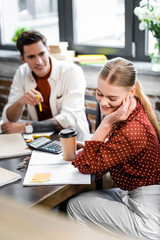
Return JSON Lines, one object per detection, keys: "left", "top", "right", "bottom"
{"left": 37, "top": 94, "right": 42, "bottom": 112}
{"left": 33, "top": 134, "right": 50, "bottom": 139}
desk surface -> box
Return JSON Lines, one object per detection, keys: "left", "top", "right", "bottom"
{"left": 0, "top": 133, "right": 91, "bottom": 209}
{"left": 0, "top": 155, "right": 87, "bottom": 210}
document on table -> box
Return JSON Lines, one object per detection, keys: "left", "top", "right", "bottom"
{"left": 0, "top": 133, "right": 31, "bottom": 159}
{"left": 0, "top": 167, "right": 22, "bottom": 187}
{"left": 23, "top": 151, "right": 91, "bottom": 186}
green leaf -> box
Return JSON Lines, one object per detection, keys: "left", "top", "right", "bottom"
{"left": 150, "top": 53, "right": 154, "bottom": 59}
{"left": 12, "top": 26, "right": 31, "bottom": 43}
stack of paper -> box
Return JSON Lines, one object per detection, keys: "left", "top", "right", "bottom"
{"left": 0, "top": 133, "right": 31, "bottom": 159}
{"left": 76, "top": 54, "right": 107, "bottom": 65}
{"left": 49, "top": 42, "right": 75, "bottom": 61}
{"left": 0, "top": 167, "right": 22, "bottom": 187}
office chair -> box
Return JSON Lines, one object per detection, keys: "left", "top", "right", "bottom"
{"left": 85, "top": 94, "right": 101, "bottom": 133}
{"left": 85, "top": 93, "right": 103, "bottom": 189}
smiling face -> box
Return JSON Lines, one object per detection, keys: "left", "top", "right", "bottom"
{"left": 20, "top": 40, "right": 50, "bottom": 77}
{"left": 96, "top": 77, "right": 130, "bottom": 115}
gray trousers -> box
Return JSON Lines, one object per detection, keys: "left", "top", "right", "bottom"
{"left": 67, "top": 185, "right": 160, "bottom": 240}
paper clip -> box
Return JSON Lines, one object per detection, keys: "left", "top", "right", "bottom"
{"left": 17, "top": 156, "right": 30, "bottom": 171}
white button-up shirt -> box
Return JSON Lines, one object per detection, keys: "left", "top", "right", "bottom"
{"left": 2, "top": 56, "right": 89, "bottom": 141}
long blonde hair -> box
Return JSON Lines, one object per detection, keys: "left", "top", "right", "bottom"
{"left": 99, "top": 57, "right": 160, "bottom": 139}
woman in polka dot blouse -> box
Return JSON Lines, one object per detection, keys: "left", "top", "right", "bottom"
{"left": 67, "top": 57, "right": 160, "bottom": 240}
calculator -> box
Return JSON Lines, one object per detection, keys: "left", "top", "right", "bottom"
{"left": 27, "top": 137, "right": 62, "bottom": 154}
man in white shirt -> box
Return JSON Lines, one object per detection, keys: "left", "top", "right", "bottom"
{"left": 1, "top": 30, "right": 89, "bottom": 141}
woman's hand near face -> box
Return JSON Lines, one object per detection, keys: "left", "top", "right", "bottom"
{"left": 91, "top": 96, "right": 135, "bottom": 142}
{"left": 103, "top": 96, "right": 134, "bottom": 126}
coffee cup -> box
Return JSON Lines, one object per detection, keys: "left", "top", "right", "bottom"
{"left": 59, "top": 129, "right": 77, "bottom": 161}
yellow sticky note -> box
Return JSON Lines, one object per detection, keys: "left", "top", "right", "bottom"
{"left": 30, "top": 173, "right": 51, "bottom": 183}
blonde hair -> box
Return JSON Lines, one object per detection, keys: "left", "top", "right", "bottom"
{"left": 99, "top": 57, "right": 160, "bottom": 139}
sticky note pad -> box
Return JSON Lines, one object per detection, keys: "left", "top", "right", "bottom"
{"left": 30, "top": 173, "right": 51, "bottom": 183}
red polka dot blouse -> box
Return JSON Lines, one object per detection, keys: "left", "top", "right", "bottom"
{"left": 72, "top": 99, "right": 160, "bottom": 190}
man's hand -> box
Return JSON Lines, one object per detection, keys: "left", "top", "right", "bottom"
{"left": 1, "top": 122, "right": 26, "bottom": 134}
{"left": 6, "top": 89, "right": 43, "bottom": 122}
{"left": 22, "top": 89, "right": 43, "bottom": 106}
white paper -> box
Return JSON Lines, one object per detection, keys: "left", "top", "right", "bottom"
{"left": 0, "top": 167, "right": 22, "bottom": 187}
{"left": 29, "top": 151, "right": 68, "bottom": 165}
{"left": 23, "top": 150, "right": 91, "bottom": 186}
{"left": 0, "top": 133, "right": 31, "bottom": 159}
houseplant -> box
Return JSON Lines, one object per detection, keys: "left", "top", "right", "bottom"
{"left": 134, "top": 0, "right": 160, "bottom": 71}
{"left": 12, "top": 26, "right": 30, "bottom": 43}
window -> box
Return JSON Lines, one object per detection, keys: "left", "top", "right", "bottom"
{"left": 147, "top": 0, "right": 159, "bottom": 55}
{"left": 0, "top": 0, "right": 59, "bottom": 46}
{"left": 0, "top": 0, "right": 157, "bottom": 62}
{"left": 73, "top": 0, "right": 125, "bottom": 48}
{"left": 67, "top": 0, "right": 134, "bottom": 58}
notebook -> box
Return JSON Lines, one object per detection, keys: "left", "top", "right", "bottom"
{"left": 23, "top": 150, "right": 91, "bottom": 186}
{"left": 0, "top": 167, "right": 22, "bottom": 187}
{"left": 0, "top": 133, "right": 31, "bottom": 159}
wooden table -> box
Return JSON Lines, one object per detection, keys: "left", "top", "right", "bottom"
{"left": 0, "top": 155, "right": 89, "bottom": 210}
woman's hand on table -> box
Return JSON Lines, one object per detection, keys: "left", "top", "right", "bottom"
{"left": 76, "top": 141, "right": 84, "bottom": 156}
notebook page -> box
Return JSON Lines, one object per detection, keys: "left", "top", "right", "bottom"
{"left": 23, "top": 150, "right": 91, "bottom": 186}
{"left": 29, "top": 150, "right": 69, "bottom": 165}
{"left": 23, "top": 164, "right": 91, "bottom": 186}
